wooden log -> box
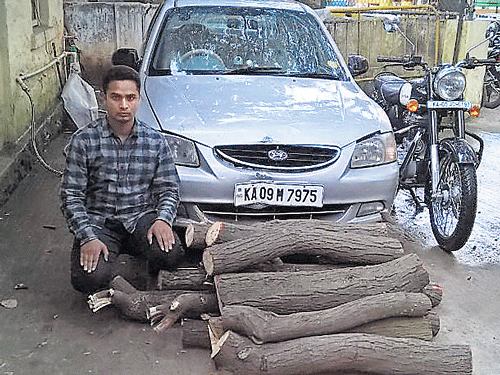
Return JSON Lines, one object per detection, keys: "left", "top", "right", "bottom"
{"left": 183, "top": 311, "right": 439, "bottom": 350}
{"left": 215, "top": 253, "right": 429, "bottom": 315}
{"left": 181, "top": 316, "right": 226, "bottom": 350}
{"left": 205, "top": 219, "right": 394, "bottom": 247}
{"left": 87, "top": 276, "right": 196, "bottom": 322}
{"left": 181, "top": 319, "right": 211, "bottom": 349}
{"left": 185, "top": 221, "right": 212, "bottom": 250}
{"left": 424, "top": 283, "right": 443, "bottom": 307}
{"left": 213, "top": 331, "right": 473, "bottom": 375}
{"left": 157, "top": 267, "right": 213, "bottom": 291}
{"left": 205, "top": 221, "right": 258, "bottom": 247}
{"left": 110, "top": 275, "right": 140, "bottom": 294}
{"left": 348, "top": 314, "right": 438, "bottom": 341}
{"left": 203, "top": 221, "right": 404, "bottom": 275}
{"left": 88, "top": 288, "right": 184, "bottom": 322}
{"left": 220, "top": 292, "right": 432, "bottom": 344}
{"left": 148, "top": 292, "right": 219, "bottom": 332}
{"left": 156, "top": 262, "right": 339, "bottom": 291}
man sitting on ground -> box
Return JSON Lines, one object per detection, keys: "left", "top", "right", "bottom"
{"left": 61, "top": 65, "right": 182, "bottom": 294}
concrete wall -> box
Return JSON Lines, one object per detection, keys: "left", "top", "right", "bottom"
{"left": 0, "top": 0, "right": 65, "bottom": 152}
{"left": 322, "top": 13, "right": 490, "bottom": 103}
{"left": 64, "top": 1, "right": 159, "bottom": 88}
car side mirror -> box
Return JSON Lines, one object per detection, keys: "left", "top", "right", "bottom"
{"left": 111, "top": 48, "right": 141, "bottom": 71}
{"left": 347, "top": 55, "right": 369, "bottom": 77}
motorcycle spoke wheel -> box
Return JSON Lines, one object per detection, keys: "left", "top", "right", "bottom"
{"left": 428, "top": 152, "right": 477, "bottom": 252}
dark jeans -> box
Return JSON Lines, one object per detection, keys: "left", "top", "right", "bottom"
{"left": 71, "top": 212, "right": 183, "bottom": 294}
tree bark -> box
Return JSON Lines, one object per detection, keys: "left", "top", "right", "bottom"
{"left": 181, "top": 319, "right": 211, "bottom": 349}
{"left": 148, "top": 292, "right": 219, "bottom": 332}
{"left": 348, "top": 312, "right": 440, "bottom": 340}
{"left": 350, "top": 316, "right": 433, "bottom": 341}
{"left": 215, "top": 253, "right": 429, "bottom": 315}
{"left": 205, "top": 221, "right": 259, "bottom": 247}
{"left": 157, "top": 267, "right": 213, "bottom": 291}
{"left": 424, "top": 283, "right": 443, "bottom": 307}
{"left": 88, "top": 288, "right": 185, "bottom": 322}
{"left": 87, "top": 276, "right": 191, "bottom": 322}
{"left": 221, "top": 292, "right": 432, "bottom": 344}
{"left": 180, "top": 316, "right": 226, "bottom": 350}
{"left": 213, "top": 331, "right": 472, "bottom": 375}
{"left": 203, "top": 222, "right": 404, "bottom": 275}
{"left": 205, "top": 219, "right": 395, "bottom": 247}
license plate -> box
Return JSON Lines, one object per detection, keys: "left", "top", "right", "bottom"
{"left": 234, "top": 182, "right": 324, "bottom": 207}
{"left": 427, "top": 100, "right": 471, "bottom": 109}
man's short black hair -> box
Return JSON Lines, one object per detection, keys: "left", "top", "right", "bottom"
{"left": 103, "top": 65, "right": 140, "bottom": 93}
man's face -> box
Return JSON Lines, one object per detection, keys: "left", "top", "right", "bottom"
{"left": 105, "top": 80, "right": 140, "bottom": 125}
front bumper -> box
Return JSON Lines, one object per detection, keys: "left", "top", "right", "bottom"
{"left": 175, "top": 141, "right": 398, "bottom": 223}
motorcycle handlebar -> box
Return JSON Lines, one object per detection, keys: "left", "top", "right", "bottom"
{"left": 377, "top": 56, "right": 407, "bottom": 63}
{"left": 377, "top": 55, "right": 423, "bottom": 67}
{"left": 458, "top": 57, "right": 499, "bottom": 69}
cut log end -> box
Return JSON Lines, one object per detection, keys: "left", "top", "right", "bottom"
{"left": 203, "top": 249, "right": 215, "bottom": 276}
{"left": 206, "top": 221, "right": 223, "bottom": 247}
{"left": 185, "top": 224, "right": 194, "bottom": 248}
{"left": 211, "top": 330, "right": 230, "bottom": 359}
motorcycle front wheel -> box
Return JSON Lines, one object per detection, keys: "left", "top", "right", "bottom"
{"left": 427, "top": 150, "right": 477, "bottom": 252}
{"left": 482, "top": 68, "right": 500, "bottom": 109}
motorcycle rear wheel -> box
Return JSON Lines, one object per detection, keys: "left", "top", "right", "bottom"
{"left": 482, "top": 69, "right": 500, "bottom": 109}
{"left": 427, "top": 151, "right": 477, "bottom": 252}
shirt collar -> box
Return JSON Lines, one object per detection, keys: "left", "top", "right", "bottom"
{"left": 102, "top": 117, "right": 140, "bottom": 140}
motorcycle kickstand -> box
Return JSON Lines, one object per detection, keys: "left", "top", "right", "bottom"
{"left": 406, "top": 187, "right": 426, "bottom": 214}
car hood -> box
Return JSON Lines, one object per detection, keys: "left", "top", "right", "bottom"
{"left": 142, "top": 75, "right": 391, "bottom": 148}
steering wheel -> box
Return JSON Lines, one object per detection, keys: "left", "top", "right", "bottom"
{"left": 179, "top": 49, "right": 226, "bottom": 70}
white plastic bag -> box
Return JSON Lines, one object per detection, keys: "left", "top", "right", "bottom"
{"left": 61, "top": 72, "right": 99, "bottom": 128}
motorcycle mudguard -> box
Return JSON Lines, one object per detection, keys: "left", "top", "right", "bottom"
{"left": 439, "top": 138, "right": 479, "bottom": 167}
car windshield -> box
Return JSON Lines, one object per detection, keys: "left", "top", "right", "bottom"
{"left": 150, "top": 6, "right": 347, "bottom": 80}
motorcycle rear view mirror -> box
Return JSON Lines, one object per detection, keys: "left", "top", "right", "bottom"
{"left": 464, "top": 35, "right": 494, "bottom": 60}
{"left": 381, "top": 14, "right": 401, "bottom": 33}
{"left": 381, "top": 14, "right": 416, "bottom": 55}
{"left": 382, "top": 19, "right": 399, "bottom": 33}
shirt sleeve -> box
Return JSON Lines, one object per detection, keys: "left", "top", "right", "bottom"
{"left": 60, "top": 132, "right": 98, "bottom": 244}
{"left": 152, "top": 135, "right": 181, "bottom": 226}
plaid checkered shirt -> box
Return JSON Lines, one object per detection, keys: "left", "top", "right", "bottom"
{"left": 60, "top": 117, "right": 180, "bottom": 244}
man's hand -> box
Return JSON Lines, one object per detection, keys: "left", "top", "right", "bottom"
{"left": 147, "top": 220, "right": 175, "bottom": 252}
{"left": 80, "top": 238, "right": 109, "bottom": 273}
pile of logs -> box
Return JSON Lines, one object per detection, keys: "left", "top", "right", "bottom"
{"left": 88, "top": 219, "right": 473, "bottom": 375}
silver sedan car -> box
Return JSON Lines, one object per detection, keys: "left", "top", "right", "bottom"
{"left": 130, "top": 0, "right": 398, "bottom": 223}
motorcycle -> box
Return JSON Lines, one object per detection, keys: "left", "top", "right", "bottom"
{"left": 482, "top": 20, "right": 500, "bottom": 109}
{"left": 370, "top": 15, "right": 498, "bottom": 251}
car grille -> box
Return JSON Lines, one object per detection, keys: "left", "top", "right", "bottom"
{"left": 214, "top": 144, "right": 340, "bottom": 171}
{"left": 196, "top": 203, "right": 349, "bottom": 221}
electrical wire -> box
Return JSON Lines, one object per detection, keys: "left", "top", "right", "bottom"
{"left": 24, "top": 87, "right": 64, "bottom": 177}
{"left": 15, "top": 52, "right": 76, "bottom": 177}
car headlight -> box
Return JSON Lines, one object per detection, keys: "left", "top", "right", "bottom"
{"left": 350, "top": 132, "right": 397, "bottom": 168}
{"left": 164, "top": 134, "right": 200, "bottom": 167}
{"left": 433, "top": 67, "right": 466, "bottom": 101}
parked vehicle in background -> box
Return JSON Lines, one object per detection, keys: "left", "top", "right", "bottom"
{"left": 115, "top": 0, "right": 398, "bottom": 224}
{"left": 482, "top": 20, "right": 500, "bottom": 108}
{"left": 370, "top": 15, "right": 497, "bottom": 251}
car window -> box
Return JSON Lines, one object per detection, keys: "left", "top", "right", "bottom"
{"left": 149, "top": 6, "right": 346, "bottom": 80}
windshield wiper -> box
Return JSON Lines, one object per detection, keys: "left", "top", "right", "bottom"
{"left": 287, "top": 72, "right": 340, "bottom": 80}
{"left": 223, "top": 66, "right": 284, "bottom": 75}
